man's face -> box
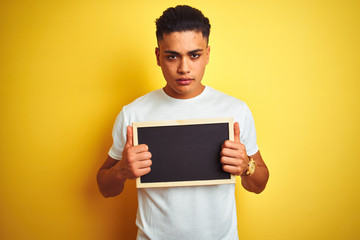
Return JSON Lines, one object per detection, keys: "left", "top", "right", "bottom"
{"left": 156, "top": 31, "right": 210, "bottom": 99}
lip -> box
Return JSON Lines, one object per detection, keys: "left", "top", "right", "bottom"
{"left": 176, "top": 77, "right": 194, "bottom": 85}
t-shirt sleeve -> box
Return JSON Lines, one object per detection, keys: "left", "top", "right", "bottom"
{"left": 108, "top": 107, "right": 130, "bottom": 160}
{"left": 240, "top": 102, "right": 259, "bottom": 156}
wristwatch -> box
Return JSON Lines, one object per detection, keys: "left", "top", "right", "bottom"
{"left": 245, "top": 158, "right": 256, "bottom": 176}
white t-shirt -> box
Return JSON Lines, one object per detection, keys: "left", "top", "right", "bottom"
{"left": 109, "top": 86, "right": 259, "bottom": 240}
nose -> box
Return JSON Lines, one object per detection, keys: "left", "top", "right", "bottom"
{"left": 177, "top": 58, "right": 190, "bottom": 74}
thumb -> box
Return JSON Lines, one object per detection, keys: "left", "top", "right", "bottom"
{"left": 234, "top": 122, "right": 241, "bottom": 143}
{"left": 125, "top": 125, "right": 133, "bottom": 147}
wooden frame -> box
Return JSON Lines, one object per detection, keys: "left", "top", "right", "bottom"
{"left": 133, "top": 118, "right": 236, "bottom": 188}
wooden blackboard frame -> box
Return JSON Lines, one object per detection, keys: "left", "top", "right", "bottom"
{"left": 133, "top": 118, "right": 236, "bottom": 188}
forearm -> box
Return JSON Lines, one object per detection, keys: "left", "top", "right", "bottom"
{"left": 241, "top": 164, "right": 269, "bottom": 194}
{"left": 97, "top": 167, "right": 127, "bottom": 198}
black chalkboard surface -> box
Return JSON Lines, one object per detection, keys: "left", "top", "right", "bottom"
{"left": 133, "top": 118, "right": 235, "bottom": 188}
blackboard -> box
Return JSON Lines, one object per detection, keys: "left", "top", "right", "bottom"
{"left": 133, "top": 118, "right": 236, "bottom": 188}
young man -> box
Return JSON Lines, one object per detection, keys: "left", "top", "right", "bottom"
{"left": 97, "top": 5, "right": 269, "bottom": 240}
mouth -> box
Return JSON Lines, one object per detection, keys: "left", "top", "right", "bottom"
{"left": 176, "top": 77, "right": 194, "bottom": 85}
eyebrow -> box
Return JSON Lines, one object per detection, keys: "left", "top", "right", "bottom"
{"left": 164, "top": 49, "right": 204, "bottom": 55}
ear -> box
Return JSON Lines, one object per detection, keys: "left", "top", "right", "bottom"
{"left": 206, "top": 46, "right": 211, "bottom": 65}
{"left": 155, "top": 47, "right": 161, "bottom": 66}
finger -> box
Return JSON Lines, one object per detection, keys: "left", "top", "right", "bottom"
{"left": 137, "top": 167, "right": 151, "bottom": 177}
{"left": 136, "top": 151, "right": 152, "bottom": 160}
{"left": 132, "top": 144, "right": 149, "bottom": 153}
{"left": 221, "top": 148, "right": 242, "bottom": 159}
{"left": 220, "top": 156, "right": 241, "bottom": 166}
{"left": 222, "top": 140, "right": 244, "bottom": 150}
{"left": 125, "top": 125, "right": 133, "bottom": 147}
{"left": 222, "top": 164, "right": 243, "bottom": 176}
{"left": 129, "top": 167, "right": 151, "bottom": 179}
{"left": 234, "top": 122, "right": 240, "bottom": 143}
{"left": 136, "top": 159, "right": 152, "bottom": 169}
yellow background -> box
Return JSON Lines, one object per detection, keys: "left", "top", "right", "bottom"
{"left": 1, "top": 0, "right": 359, "bottom": 239}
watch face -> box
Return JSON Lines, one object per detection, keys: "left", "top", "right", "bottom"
{"left": 249, "top": 163, "right": 255, "bottom": 173}
{"left": 248, "top": 159, "right": 256, "bottom": 175}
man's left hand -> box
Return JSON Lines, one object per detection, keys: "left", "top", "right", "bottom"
{"left": 220, "top": 122, "right": 249, "bottom": 176}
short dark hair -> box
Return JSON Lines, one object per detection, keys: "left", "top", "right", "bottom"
{"left": 155, "top": 5, "right": 211, "bottom": 43}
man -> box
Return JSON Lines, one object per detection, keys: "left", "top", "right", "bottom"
{"left": 97, "top": 5, "right": 269, "bottom": 240}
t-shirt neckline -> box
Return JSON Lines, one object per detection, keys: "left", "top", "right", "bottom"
{"left": 160, "top": 86, "right": 209, "bottom": 102}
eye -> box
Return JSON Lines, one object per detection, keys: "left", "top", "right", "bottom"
{"left": 191, "top": 53, "right": 200, "bottom": 59}
{"left": 167, "top": 55, "right": 177, "bottom": 60}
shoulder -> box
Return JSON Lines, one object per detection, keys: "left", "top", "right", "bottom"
{"left": 205, "top": 86, "right": 248, "bottom": 108}
{"left": 206, "top": 86, "right": 242, "bottom": 100}
{"left": 124, "top": 89, "right": 163, "bottom": 111}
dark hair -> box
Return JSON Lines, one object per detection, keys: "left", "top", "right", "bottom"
{"left": 155, "top": 5, "right": 211, "bottom": 43}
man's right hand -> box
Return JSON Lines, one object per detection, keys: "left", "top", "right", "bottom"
{"left": 116, "top": 126, "right": 152, "bottom": 180}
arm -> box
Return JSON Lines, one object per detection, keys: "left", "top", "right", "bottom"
{"left": 240, "top": 150, "right": 269, "bottom": 194}
{"left": 97, "top": 126, "right": 152, "bottom": 198}
{"left": 221, "top": 122, "right": 269, "bottom": 194}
